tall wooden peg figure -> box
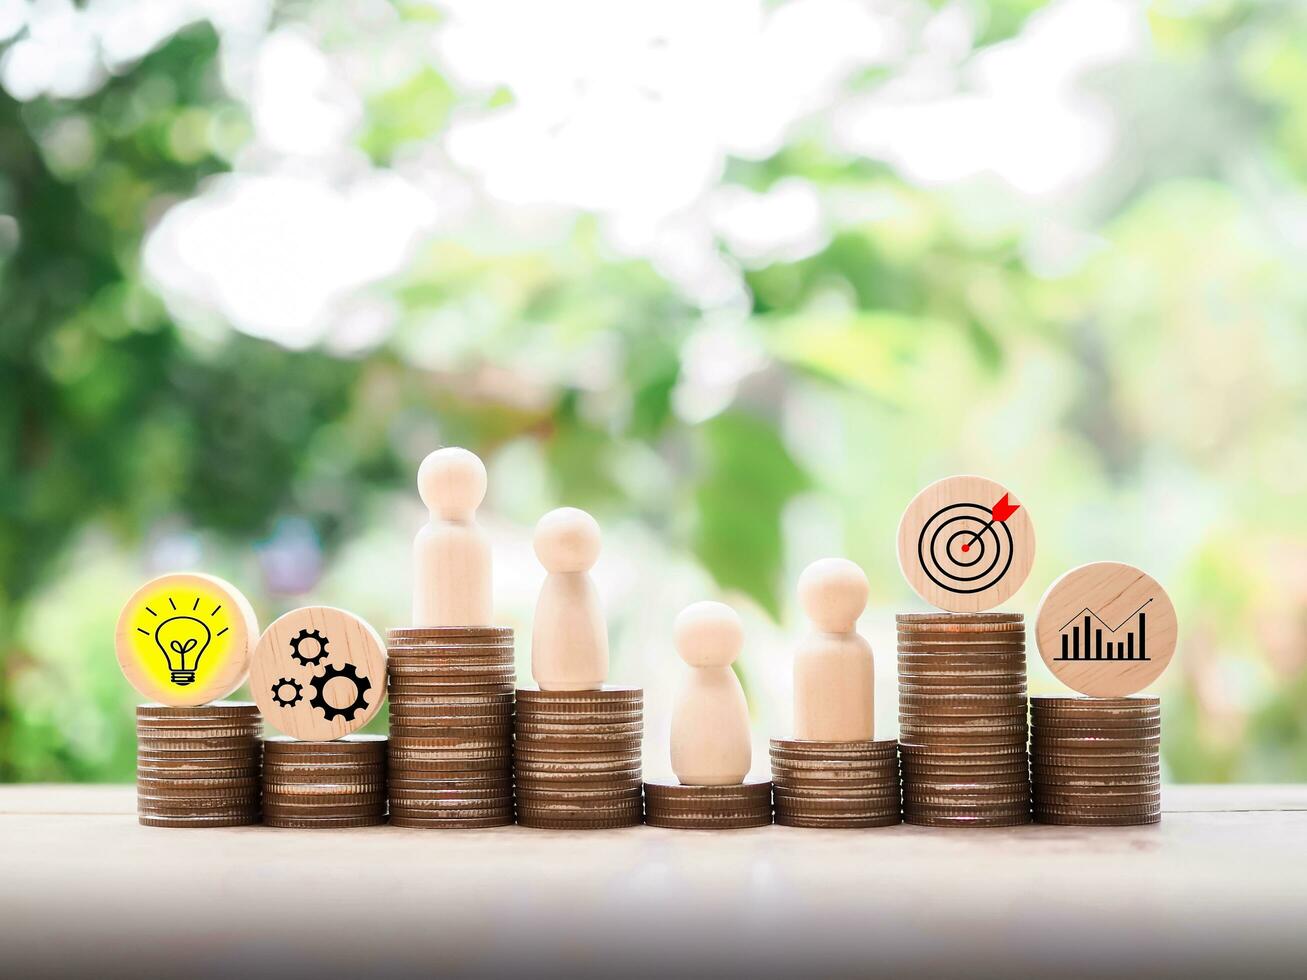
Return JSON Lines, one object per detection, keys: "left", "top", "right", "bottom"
{"left": 793, "top": 558, "right": 874, "bottom": 741}
{"left": 671, "top": 601, "right": 751, "bottom": 785}
{"left": 412, "top": 447, "right": 493, "bottom": 626}
{"left": 531, "top": 507, "right": 609, "bottom": 691}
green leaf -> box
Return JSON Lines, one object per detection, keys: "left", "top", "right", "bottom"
{"left": 692, "top": 411, "right": 807, "bottom": 617}
{"left": 359, "top": 68, "right": 454, "bottom": 164}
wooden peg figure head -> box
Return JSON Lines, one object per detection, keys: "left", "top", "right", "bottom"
{"left": 418, "top": 447, "right": 487, "bottom": 520}
{"left": 530, "top": 506, "right": 608, "bottom": 690}
{"left": 412, "top": 446, "right": 493, "bottom": 626}
{"left": 674, "top": 600, "right": 743, "bottom": 668}
{"left": 534, "top": 507, "right": 601, "bottom": 573}
{"left": 798, "top": 557, "right": 869, "bottom": 634}
{"left": 792, "top": 557, "right": 875, "bottom": 741}
{"left": 670, "top": 600, "right": 751, "bottom": 784}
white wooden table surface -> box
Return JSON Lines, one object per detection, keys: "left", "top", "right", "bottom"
{"left": 2, "top": 785, "right": 1305, "bottom": 979}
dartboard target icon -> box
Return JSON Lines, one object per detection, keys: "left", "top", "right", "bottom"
{"left": 897, "top": 476, "right": 1036, "bottom": 612}
{"left": 919, "top": 501, "right": 1015, "bottom": 595}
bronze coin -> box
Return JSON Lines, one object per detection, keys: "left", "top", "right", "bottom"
{"left": 263, "top": 814, "right": 388, "bottom": 829}
{"left": 137, "top": 802, "right": 261, "bottom": 817}
{"left": 262, "top": 800, "right": 387, "bottom": 816}
{"left": 904, "top": 813, "right": 1029, "bottom": 828}
{"left": 1034, "top": 801, "right": 1162, "bottom": 816}
{"left": 644, "top": 814, "right": 770, "bottom": 830}
{"left": 516, "top": 814, "right": 642, "bottom": 830}
{"left": 136, "top": 737, "right": 260, "bottom": 754}
{"left": 138, "top": 813, "right": 260, "bottom": 828}
{"left": 1030, "top": 695, "right": 1160, "bottom": 709}
{"left": 516, "top": 686, "right": 642, "bottom": 701}
{"left": 387, "top": 777, "right": 512, "bottom": 793}
{"left": 388, "top": 814, "right": 514, "bottom": 829}
{"left": 1033, "top": 811, "right": 1161, "bottom": 826}
{"left": 136, "top": 702, "right": 261, "bottom": 719}
{"left": 262, "top": 782, "right": 386, "bottom": 798}
{"left": 136, "top": 725, "right": 262, "bottom": 740}
{"left": 137, "top": 776, "right": 260, "bottom": 793}
{"left": 264, "top": 735, "right": 386, "bottom": 754}
{"left": 776, "top": 813, "right": 900, "bottom": 829}
{"left": 897, "top": 612, "right": 1025, "bottom": 625}
{"left": 387, "top": 626, "right": 513, "bottom": 638}
{"left": 897, "top": 648, "right": 1026, "bottom": 659}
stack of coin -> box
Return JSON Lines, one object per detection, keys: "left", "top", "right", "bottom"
{"left": 514, "top": 688, "right": 643, "bottom": 829}
{"left": 769, "top": 739, "right": 900, "bottom": 828}
{"left": 135, "top": 702, "right": 262, "bottom": 828}
{"left": 897, "top": 612, "right": 1031, "bottom": 827}
{"left": 643, "top": 780, "right": 772, "bottom": 829}
{"left": 262, "top": 736, "right": 387, "bottom": 828}
{"left": 1031, "top": 696, "right": 1161, "bottom": 826}
{"left": 385, "top": 627, "right": 515, "bottom": 828}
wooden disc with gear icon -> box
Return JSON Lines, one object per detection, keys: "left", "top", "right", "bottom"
{"left": 1035, "top": 561, "right": 1178, "bottom": 697}
{"left": 251, "top": 606, "right": 388, "bottom": 741}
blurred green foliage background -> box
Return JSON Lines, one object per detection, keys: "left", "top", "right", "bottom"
{"left": 3, "top": 0, "right": 1305, "bottom": 784}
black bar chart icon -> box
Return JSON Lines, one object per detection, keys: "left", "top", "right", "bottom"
{"left": 1057, "top": 600, "right": 1153, "bottom": 661}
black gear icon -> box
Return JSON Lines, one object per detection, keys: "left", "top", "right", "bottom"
{"left": 271, "top": 678, "right": 303, "bottom": 708}
{"left": 308, "top": 662, "right": 372, "bottom": 722}
{"left": 289, "top": 628, "right": 329, "bottom": 666}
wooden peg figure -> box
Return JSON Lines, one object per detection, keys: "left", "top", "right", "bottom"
{"left": 531, "top": 507, "right": 609, "bottom": 691}
{"left": 671, "top": 601, "right": 751, "bottom": 785}
{"left": 412, "top": 447, "right": 493, "bottom": 626}
{"left": 793, "top": 558, "right": 874, "bottom": 741}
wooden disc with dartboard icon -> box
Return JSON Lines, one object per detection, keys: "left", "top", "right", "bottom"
{"left": 252, "top": 607, "right": 388, "bottom": 741}
{"left": 1035, "top": 562, "right": 1177, "bottom": 698}
{"left": 897, "top": 475, "right": 1036, "bottom": 613}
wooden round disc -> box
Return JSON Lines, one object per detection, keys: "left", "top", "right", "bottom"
{"left": 251, "top": 606, "right": 388, "bottom": 741}
{"left": 115, "top": 573, "right": 257, "bottom": 706}
{"left": 896, "top": 476, "right": 1036, "bottom": 612}
{"left": 1035, "top": 561, "right": 1177, "bottom": 698}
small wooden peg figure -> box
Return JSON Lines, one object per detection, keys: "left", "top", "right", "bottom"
{"left": 793, "top": 558, "right": 874, "bottom": 741}
{"left": 412, "top": 447, "right": 493, "bottom": 626}
{"left": 531, "top": 507, "right": 609, "bottom": 691}
{"left": 670, "top": 601, "right": 751, "bottom": 785}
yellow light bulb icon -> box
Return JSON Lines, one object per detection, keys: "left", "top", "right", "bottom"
{"left": 116, "top": 572, "right": 257, "bottom": 705}
{"left": 153, "top": 615, "right": 212, "bottom": 686}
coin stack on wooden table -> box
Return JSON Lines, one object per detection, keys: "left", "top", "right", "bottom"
{"left": 385, "top": 627, "right": 516, "bottom": 828}
{"left": 513, "top": 688, "right": 644, "bottom": 829}
{"left": 261, "top": 735, "right": 387, "bottom": 828}
{"left": 769, "top": 739, "right": 900, "bottom": 828}
{"left": 1030, "top": 696, "right": 1162, "bottom": 825}
{"left": 135, "top": 702, "right": 262, "bottom": 828}
{"left": 643, "top": 780, "right": 773, "bottom": 829}
{"left": 896, "top": 613, "right": 1031, "bottom": 827}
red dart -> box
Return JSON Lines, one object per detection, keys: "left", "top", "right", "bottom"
{"left": 960, "top": 493, "right": 1020, "bottom": 552}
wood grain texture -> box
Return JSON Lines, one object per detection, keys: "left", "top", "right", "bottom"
{"left": 3, "top": 786, "right": 1305, "bottom": 978}
{"left": 114, "top": 572, "right": 257, "bottom": 706}
{"left": 251, "top": 606, "right": 388, "bottom": 740}
{"left": 793, "top": 559, "right": 875, "bottom": 741}
{"left": 896, "top": 475, "right": 1035, "bottom": 613}
{"left": 1035, "top": 561, "right": 1177, "bottom": 697}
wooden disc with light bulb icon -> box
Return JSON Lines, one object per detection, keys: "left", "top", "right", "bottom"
{"left": 115, "top": 572, "right": 259, "bottom": 706}
{"left": 252, "top": 606, "right": 388, "bottom": 741}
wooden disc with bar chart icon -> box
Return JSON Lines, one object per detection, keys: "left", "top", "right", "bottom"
{"left": 115, "top": 573, "right": 259, "bottom": 706}
{"left": 896, "top": 475, "right": 1036, "bottom": 612}
{"left": 1035, "top": 561, "right": 1178, "bottom": 697}
{"left": 251, "top": 606, "right": 388, "bottom": 741}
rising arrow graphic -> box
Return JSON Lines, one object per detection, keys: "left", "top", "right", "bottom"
{"left": 959, "top": 493, "right": 1020, "bottom": 552}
